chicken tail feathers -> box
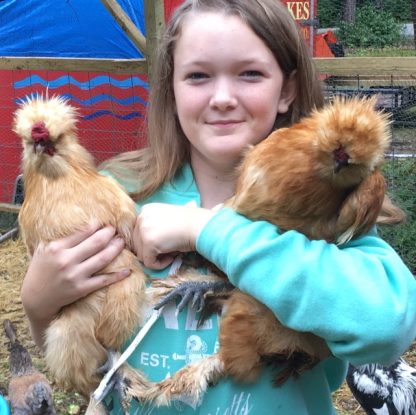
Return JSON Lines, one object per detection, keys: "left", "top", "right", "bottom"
{"left": 26, "top": 382, "right": 56, "bottom": 415}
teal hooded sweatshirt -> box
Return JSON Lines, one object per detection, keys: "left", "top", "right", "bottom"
{"left": 107, "top": 164, "right": 416, "bottom": 415}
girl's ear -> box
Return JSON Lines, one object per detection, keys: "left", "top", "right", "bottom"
{"left": 277, "top": 71, "right": 297, "bottom": 114}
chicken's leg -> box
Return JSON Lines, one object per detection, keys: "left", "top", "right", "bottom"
{"left": 151, "top": 268, "right": 233, "bottom": 315}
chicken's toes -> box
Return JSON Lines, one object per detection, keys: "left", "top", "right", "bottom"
{"left": 154, "top": 280, "right": 233, "bottom": 313}
{"left": 97, "top": 349, "right": 118, "bottom": 376}
{"left": 93, "top": 350, "right": 125, "bottom": 405}
{"left": 92, "top": 365, "right": 142, "bottom": 414}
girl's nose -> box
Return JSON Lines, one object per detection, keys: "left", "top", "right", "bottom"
{"left": 209, "top": 78, "right": 238, "bottom": 111}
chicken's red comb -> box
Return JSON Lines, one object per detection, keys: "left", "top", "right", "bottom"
{"left": 31, "top": 122, "right": 49, "bottom": 142}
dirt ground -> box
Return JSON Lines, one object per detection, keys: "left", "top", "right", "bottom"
{"left": 0, "top": 237, "right": 415, "bottom": 414}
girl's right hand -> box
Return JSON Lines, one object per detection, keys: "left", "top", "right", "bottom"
{"left": 21, "top": 223, "right": 129, "bottom": 327}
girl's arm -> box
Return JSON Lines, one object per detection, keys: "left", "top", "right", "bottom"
{"left": 21, "top": 224, "right": 129, "bottom": 349}
{"left": 133, "top": 203, "right": 415, "bottom": 365}
{"left": 196, "top": 208, "right": 416, "bottom": 366}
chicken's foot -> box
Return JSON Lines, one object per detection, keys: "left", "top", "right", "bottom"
{"left": 154, "top": 279, "right": 234, "bottom": 313}
{"left": 87, "top": 350, "right": 152, "bottom": 415}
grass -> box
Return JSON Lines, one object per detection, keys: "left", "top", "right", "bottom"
{"left": 344, "top": 39, "right": 416, "bottom": 57}
{"left": 380, "top": 150, "right": 416, "bottom": 274}
{"left": 345, "top": 45, "right": 416, "bottom": 57}
{"left": 0, "top": 238, "right": 88, "bottom": 414}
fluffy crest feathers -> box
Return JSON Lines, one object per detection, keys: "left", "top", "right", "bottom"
{"left": 313, "top": 95, "right": 391, "bottom": 174}
{"left": 13, "top": 95, "right": 78, "bottom": 146}
{"left": 14, "top": 95, "right": 93, "bottom": 178}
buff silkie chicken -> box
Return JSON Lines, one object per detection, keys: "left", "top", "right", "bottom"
{"left": 13, "top": 96, "right": 151, "bottom": 414}
{"left": 131, "top": 95, "right": 393, "bottom": 407}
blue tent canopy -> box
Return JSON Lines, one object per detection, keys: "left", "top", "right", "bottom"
{"left": 0, "top": 0, "right": 145, "bottom": 58}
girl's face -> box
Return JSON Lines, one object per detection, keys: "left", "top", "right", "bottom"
{"left": 173, "top": 12, "right": 296, "bottom": 171}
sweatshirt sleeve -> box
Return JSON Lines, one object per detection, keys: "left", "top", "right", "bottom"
{"left": 196, "top": 207, "right": 416, "bottom": 366}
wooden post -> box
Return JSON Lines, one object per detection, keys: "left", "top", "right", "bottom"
{"left": 100, "top": 0, "right": 147, "bottom": 55}
{"left": 314, "top": 57, "right": 416, "bottom": 76}
{"left": 144, "top": 0, "right": 165, "bottom": 77}
{"left": 0, "top": 203, "right": 20, "bottom": 214}
{"left": 0, "top": 56, "right": 146, "bottom": 74}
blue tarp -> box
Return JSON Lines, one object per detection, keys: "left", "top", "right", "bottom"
{"left": 0, "top": 0, "right": 145, "bottom": 58}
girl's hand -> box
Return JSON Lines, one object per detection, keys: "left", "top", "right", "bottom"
{"left": 21, "top": 223, "right": 129, "bottom": 326}
{"left": 134, "top": 203, "right": 215, "bottom": 269}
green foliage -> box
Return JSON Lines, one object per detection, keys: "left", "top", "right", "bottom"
{"left": 379, "top": 159, "right": 416, "bottom": 274}
{"left": 337, "top": 5, "right": 402, "bottom": 48}
{"left": 359, "top": 0, "right": 411, "bottom": 21}
{"left": 318, "top": 0, "right": 411, "bottom": 27}
{"left": 318, "top": 0, "right": 342, "bottom": 28}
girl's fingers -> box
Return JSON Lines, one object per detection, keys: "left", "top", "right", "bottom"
{"left": 56, "top": 221, "right": 104, "bottom": 249}
{"left": 78, "top": 236, "right": 126, "bottom": 277}
{"left": 81, "top": 269, "right": 132, "bottom": 297}
{"left": 71, "top": 226, "right": 118, "bottom": 264}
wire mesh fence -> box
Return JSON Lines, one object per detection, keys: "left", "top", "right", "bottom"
{"left": 0, "top": 69, "right": 148, "bottom": 205}
{"left": 323, "top": 75, "right": 416, "bottom": 157}
{"left": 322, "top": 75, "right": 416, "bottom": 200}
{"left": 0, "top": 69, "right": 415, "bottom": 205}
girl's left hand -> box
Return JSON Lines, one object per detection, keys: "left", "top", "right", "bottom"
{"left": 134, "top": 203, "right": 215, "bottom": 269}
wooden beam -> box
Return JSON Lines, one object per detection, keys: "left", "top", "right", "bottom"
{"left": 0, "top": 203, "right": 20, "bottom": 214}
{"left": 0, "top": 227, "right": 19, "bottom": 244}
{"left": 0, "top": 57, "right": 147, "bottom": 74}
{"left": 144, "top": 0, "right": 165, "bottom": 74}
{"left": 314, "top": 57, "right": 416, "bottom": 76}
{"left": 100, "top": 0, "right": 147, "bottom": 55}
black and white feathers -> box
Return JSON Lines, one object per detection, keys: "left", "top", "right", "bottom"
{"left": 346, "top": 359, "right": 416, "bottom": 415}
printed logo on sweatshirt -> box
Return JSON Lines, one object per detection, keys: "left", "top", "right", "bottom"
{"left": 206, "top": 393, "right": 253, "bottom": 415}
{"left": 160, "top": 300, "right": 215, "bottom": 331}
{"left": 138, "top": 334, "right": 210, "bottom": 371}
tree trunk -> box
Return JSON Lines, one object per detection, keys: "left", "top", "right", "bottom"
{"left": 343, "top": 0, "right": 357, "bottom": 23}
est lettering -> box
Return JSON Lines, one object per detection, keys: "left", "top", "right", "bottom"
{"left": 140, "top": 352, "right": 169, "bottom": 368}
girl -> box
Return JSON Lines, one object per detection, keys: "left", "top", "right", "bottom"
{"left": 21, "top": 1, "right": 416, "bottom": 414}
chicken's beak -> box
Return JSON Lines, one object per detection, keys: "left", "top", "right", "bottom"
{"left": 334, "top": 159, "right": 349, "bottom": 173}
{"left": 333, "top": 147, "right": 349, "bottom": 173}
{"left": 34, "top": 141, "right": 46, "bottom": 154}
{"left": 33, "top": 140, "right": 56, "bottom": 156}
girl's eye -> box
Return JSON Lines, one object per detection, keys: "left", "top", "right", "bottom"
{"left": 241, "top": 70, "right": 263, "bottom": 79}
{"left": 186, "top": 72, "right": 209, "bottom": 81}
